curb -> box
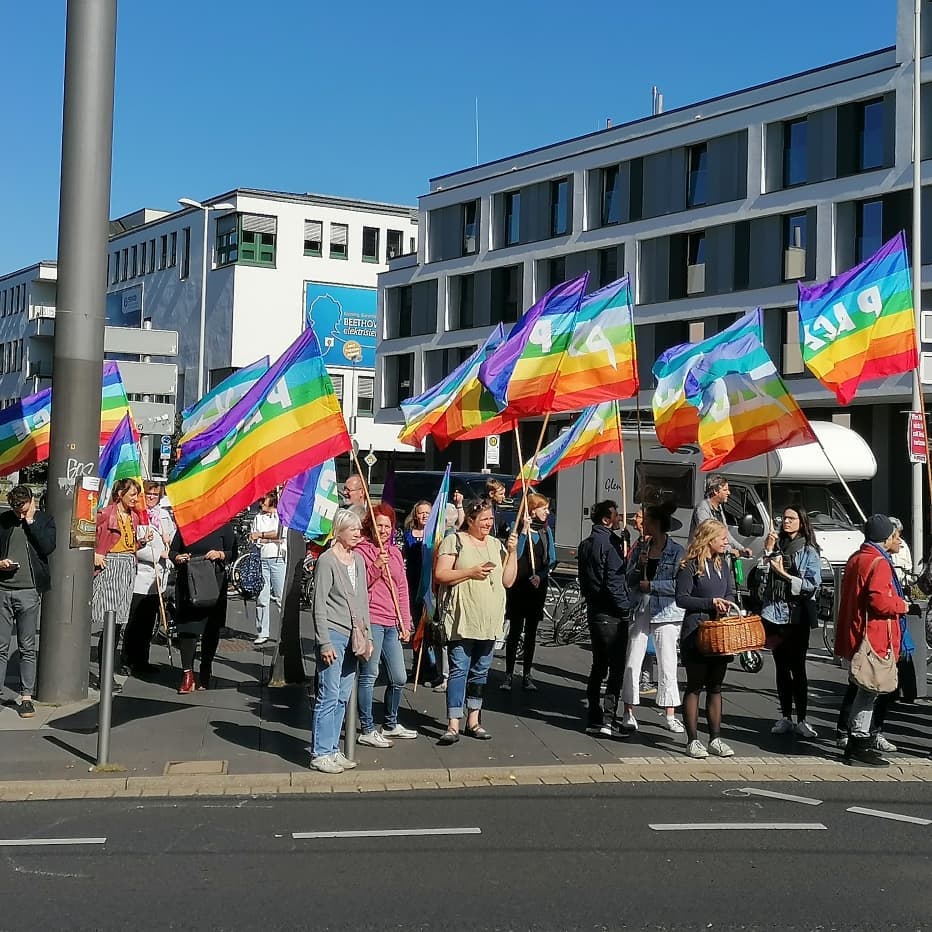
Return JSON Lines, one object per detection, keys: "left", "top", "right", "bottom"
{"left": 2, "top": 756, "right": 931, "bottom": 802}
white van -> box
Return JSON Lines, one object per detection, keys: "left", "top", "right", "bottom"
{"left": 554, "top": 421, "right": 875, "bottom": 615}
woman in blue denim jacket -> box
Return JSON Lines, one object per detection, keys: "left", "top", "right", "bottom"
{"left": 761, "top": 505, "right": 821, "bottom": 739}
{"left": 621, "top": 505, "right": 686, "bottom": 734}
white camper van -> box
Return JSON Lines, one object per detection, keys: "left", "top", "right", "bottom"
{"left": 554, "top": 421, "right": 875, "bottom": 617}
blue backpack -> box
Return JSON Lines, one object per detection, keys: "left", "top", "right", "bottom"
{"left": 232, "top": 546, "right": 263, "bottom": 600}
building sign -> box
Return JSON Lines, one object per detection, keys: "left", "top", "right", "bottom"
{"left": 105, "top": 284, "right": 144, "bottom": 328}
{"left": 305, "top": 282, "right": 377, "bottom": 368}
{"left": 908, "top": 411, "right": 928, "bottom": 464}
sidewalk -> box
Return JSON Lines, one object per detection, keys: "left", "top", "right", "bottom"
{"left": 2, "top": 599, "right": 931, "bottom": 799}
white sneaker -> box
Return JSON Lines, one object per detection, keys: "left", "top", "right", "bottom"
{"left": 621, "top": 710, "right": 638, "bottom": 732}
{"left": 664, "top": 716, "right": 686, "bottom": 734}
{"left": 381, "top": 724, "right": 418, "bottom": 740}
{"left": 311, "top": 754, "right": 343, "bottom": 774}
{"left": 795, "top": 720, "right": 818, "bottom": 739}
{"left": 871, "top": 735, "right": 897, "bottom": 753}
{"left": 687, "top": 739, "right": 709, "bottom": 759}
{"left": 332, "top": 751, "right": 358, "bottom": 770}
{"left": 708, "top": 737, "right": 735, "bottom": 757}
{"left": 771, "top": 717, "right": 794, "bottom": 735}
{"left": 358, "top": 730, "right": 393, "bottom": 748}
{"left": 585, "top": 724, "right": 612, "bottom": 737}
{"left": 253, "top": 636, "right": 269, "bottom": 646}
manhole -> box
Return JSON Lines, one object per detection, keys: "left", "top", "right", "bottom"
{"left": 164, "top": 760, "right": 229, "bottom": 776}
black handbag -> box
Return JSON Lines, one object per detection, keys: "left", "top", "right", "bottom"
{"left": 187, "top": 556, "right": 221, "bottom": 609}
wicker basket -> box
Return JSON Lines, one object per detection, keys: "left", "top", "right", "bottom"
{"left": 697, "top": 603, "right": 765, "bottom": 656}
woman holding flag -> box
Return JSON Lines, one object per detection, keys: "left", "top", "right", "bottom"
{"left": 357, "top": 503, "right": 417, "bottom": 746}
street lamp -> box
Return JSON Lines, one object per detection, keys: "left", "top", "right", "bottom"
{"left": 178, "top": 197, "right": 235, "bottom": 399}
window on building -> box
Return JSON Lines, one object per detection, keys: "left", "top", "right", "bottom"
{"left": 856, "top": 199, "right": 883, "bottom": 263}
{"left": 398, "top": 285, "right": 413, "bottom": 338}
{"left": 330, "top": 222, "right": 349, "bottom": 259}
{"left": 409, "top": 235, "right": 416, "bottom": 253}
{"left": 240, "top": 214, "right": 277, "bottom": 266}
{"left": 598, "top": 247, "right": 618, "bottom": 288}
{"left": 688, "top": 320, "right": 706, "bottom": 342}
{"left": 783, "top": 118, "right": 808, "bottom": 187}
{"left": 159, "top": 235, "right": 168, "bottom": 270}
{"left": 118, "top": 248, "right": 127, "bottom": 281}
{"left": 857, "top": 98, "right": 884, "bottom": 171}
{"left": 169, "top": 231, "right": 177, "bottom": 268}
{"left": 783, "top": 212, "right": 807, "bottom": 281}
{"left": 180, "top": 227, "right": 191, "bottom": 279}
{"left": 362, "top": 226, "right": 380, "bottom": 262}
{"left": 503, "top": 191, "right": 521, "bottom": 246}
{"left": 130, "top": 244, "right": 138, "bottom": 279}
{"left": 386, "top": 229, "right": 403, "bottom": 259}
{"left": 782, "top": 309, "right": 805, "bottom": 375}
{"left": 687, "top": 143, "right": 708, "bottom": 208}
{"left": 110, "top": 253, "right": 119, "bottom": 285}
{"left": 686, "top": 230, "right": 706, "bottom": 295}
{"left": 456, "top": 274, "right": 475, "bottom": 329}
{"left": 140, "top": 241, "right": 147, "bottom": 277}
{"left": 304, "top": 220, "right": 322, "bottom": 257}
{"left": 384, "top": 353, "right": 414, "bottom": 407}
{"left": 462, "top": 201, "right": 479, "bottom": 255}
{"left": 550, "top": 178, "right": 570, "bottom": 237}
{"left": 148, "top": 238, "right": 156, "bottom": 273}
{"left": 357, "top": 375, "right": 374, "bottom": 417}
{"left": 547, "top": 256, "right": 566, "bottom": 290}
{"left": 601, "top": 165, "right": 622, "bottom": 226}
{"left": 216, "top": 215, "right": 237, "bottom": 266}
{"left": 330, "top": 373, "right": 344, "bottom": 405}
{"left": 491, "top": 265, "right": 522, "bottom": 324}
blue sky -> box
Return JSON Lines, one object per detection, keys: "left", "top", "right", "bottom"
{"left": 0, "top": 0, "right": 897, "bottom": 272}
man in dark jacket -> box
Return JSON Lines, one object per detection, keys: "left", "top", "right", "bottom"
{"left": 0, "top": 486, "right": 56, "bottom": 718}
{"left": 577, "top": 500, "right": 631, "bottom": 737}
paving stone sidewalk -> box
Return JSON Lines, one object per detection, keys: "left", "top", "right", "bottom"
{"left": 2, "top": 598, "right": 931, "bottom": 799}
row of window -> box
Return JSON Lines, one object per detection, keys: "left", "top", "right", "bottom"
{"left": 331, "top": 372, "right": 374, "bottom": 417}
{"left": 110, "top": 229, "right": 191, "bottom": 285}
{"left": 302, "top": 220, "right": 410, "bottom": 263}
{"left": 0, "top": 340, "right": 25, "bottom": 376}
{"left": 0, "top": 283, "right": 27, "bottom": 318}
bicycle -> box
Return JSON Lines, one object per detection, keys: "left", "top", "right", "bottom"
{"left": 551, "top": 581, "right": 588, "bottom": 646}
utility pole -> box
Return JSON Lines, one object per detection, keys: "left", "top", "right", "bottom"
{"left": 268, "top": 529, "right": 307, "bottom": 686}
{"left": 37, "top": 0, "right": 118, "bottom": 703}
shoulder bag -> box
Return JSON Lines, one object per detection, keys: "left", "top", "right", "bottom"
{"left": 330, "top": 555, "right": 373, "bottom": 661}
{"left": 849, "top": 558, "right": 898, "bottom": 694}
{"left": 187, "top": 556, "right": 221, "bottom": 609}
{"left": 432, "top": 533, "right": 465, "bottom": 648}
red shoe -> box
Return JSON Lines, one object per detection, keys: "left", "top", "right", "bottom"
{"left": 178, "top": 670, "right": 195, "bottom": 694}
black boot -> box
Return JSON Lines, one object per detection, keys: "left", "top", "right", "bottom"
{"left": 843, "top": 735, "right": 889, "bottom": 767}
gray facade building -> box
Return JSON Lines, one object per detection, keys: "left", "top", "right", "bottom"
{"left": 376, "top": 0, "right": 932, "bottom": 521}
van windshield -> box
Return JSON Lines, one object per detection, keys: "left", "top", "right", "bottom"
{"left": 753, "top": 483, "right": 857, "bottom": 530}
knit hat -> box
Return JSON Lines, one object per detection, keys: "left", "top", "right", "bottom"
{"left": 864, "top": 514, "right": 895, "bottom": 543}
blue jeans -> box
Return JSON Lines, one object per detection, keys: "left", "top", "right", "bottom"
{"left": 311, "top": 630, "right": 357, "bottom": 759}
{"left": 256, "top": 557, "right": 286, "bottom": 639}
{"left": 357, "top": 623, "right": 407, "bottom": 732}
{"left": 446, "top": 638, "right": 494, "bottom": 719}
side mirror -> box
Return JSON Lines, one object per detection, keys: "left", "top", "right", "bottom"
{"left": 739, "top": 513, "right": 764, "bottom": 538}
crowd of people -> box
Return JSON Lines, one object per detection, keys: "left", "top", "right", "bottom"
{"left": 0, "top": 471, "right": 926, "bottom": 776}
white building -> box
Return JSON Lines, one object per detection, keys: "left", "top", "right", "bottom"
{"left": 376, "top": 0, "right": 932, "bottom": 521}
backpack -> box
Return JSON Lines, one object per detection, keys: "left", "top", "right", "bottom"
{"left": 232, "top": 545, "right": 263, "bottom": 600}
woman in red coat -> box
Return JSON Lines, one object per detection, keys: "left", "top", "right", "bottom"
{"left": 834, "top": 515, "right": 907, "bottom": 766}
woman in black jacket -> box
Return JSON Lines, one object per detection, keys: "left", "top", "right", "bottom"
{"left": 169, "top": 522, "right": 237, "bottom": 693}
{"left": 675, "top": 519, "right": 735, "bottom": 760}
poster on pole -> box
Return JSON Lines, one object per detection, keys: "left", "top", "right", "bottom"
{"left": 908, "top": 411, "right": 928, "bottom": 464}
{"left": 70, "top": 476, "right": 99, "bottom": 549}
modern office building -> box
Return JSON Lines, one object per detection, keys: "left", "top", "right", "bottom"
{"left": 376, "top": 0, "right": 932, "bottom": 520}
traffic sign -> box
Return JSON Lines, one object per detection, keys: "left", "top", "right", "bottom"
{"left": 364, "top": 451, "right": 378, "bottom": 469}
{"left": 159, "top": 434, "right": 172, "bottom": 458}
{"left": 485, "top": 434, "right": 500, "bottom": 467}
{"left": 908, "top": 412, "right": 928, "bottom": 464}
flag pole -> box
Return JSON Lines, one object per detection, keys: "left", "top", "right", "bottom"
{"left": 766, "top": 452, "right": 774, "bottom": 530}
{"left": 814, "top": 435, "right": 867, "bottom": 524}
{"left": 912, "top": 0, "right": 925, "bottom": 567}
{"left": 615, "top": 402, "right": 628, "bottom": 531}
{"left": 513, "top": 425, "right": 536, "bottom": 574}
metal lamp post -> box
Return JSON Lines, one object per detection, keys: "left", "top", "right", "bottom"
{"left": 177, "top": 198, "right": 234, "bottom": 400}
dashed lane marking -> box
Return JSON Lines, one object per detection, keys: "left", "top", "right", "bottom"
{"left": 649, "top": 823, "right": 827, "bottom": 831}
{"left": 292, "top": 827, "right": 482, "bottom": 840}
{"left": 846, "top": 807, "right": 932, "bottom": 826}
{"left": 736, "top": 787, "right": 824, "bottom": 806}
{"left": 0, "top": 837, "right": 107, "bottom": 846}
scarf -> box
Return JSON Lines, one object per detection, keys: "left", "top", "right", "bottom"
{"left": 769, "top": 534, "right": 808, "bottom": 605}
{"left": 865, "top": 542, "right": 914, "bottom": 657}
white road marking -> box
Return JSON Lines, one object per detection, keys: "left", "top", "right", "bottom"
{"left": 846, "top": 807, "right": 932, "bottom": 826}
{"left": 649, "top": 823, "right": 827, "bottom": 831}
{"left": 0, "top": 837, "right": 107, "bottom": 847}
{"left": 292, "top": 827, "right": 482, "bottom": 840}
{"left": 737, "top": 787, "right": 823, "bottom": 806}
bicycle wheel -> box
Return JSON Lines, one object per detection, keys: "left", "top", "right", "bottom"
{"left": 554, "top": 601, "right": 587, "bottom": 646}
{"left": 821, "top": 618, "right": 835, "bottom": 654}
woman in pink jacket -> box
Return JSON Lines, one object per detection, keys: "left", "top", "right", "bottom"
{"left": 356, "top": 503, "right": 416, "bottom": 748}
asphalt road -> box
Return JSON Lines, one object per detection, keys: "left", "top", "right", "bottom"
{"left": 0, "top": 782, "right": 929, "bottom": 931}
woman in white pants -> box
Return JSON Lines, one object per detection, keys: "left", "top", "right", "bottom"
{"left": 621, "top": 505, "right": 685, "bottom": 734}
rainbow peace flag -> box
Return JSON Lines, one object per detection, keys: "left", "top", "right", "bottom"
{"left": 652, "top": 309, "right": 763, "bottom": 452}
{"left": 0, "top": 389, "right": 52, "bottom": 477}
{"left": 100, "top": 362, "right": 135, "bottom": 446}
{"left": 510, "top": 401, "right": 622, "bottom": 495}
{"left": 98, "top": 412, "right": 142, "bottom": 504}
{"left": 181, "top": 356, "right": 269, "bottom": 446}
{"left": 684, "top": 330, "right": 816, "bottom": 472}
{"left": 797, "top": 232, "right": 918, "bottom": 405}
{"left": 418, "top": 463, "right": 451, "bottom": 619}
{"left": 167, "top": 328, "right": 351, "bottom": 542}
{"left": 478, "top": 275, "right": 590, "bottom": 417}
{"left": 277, "top": 458, "right": 340, "bottom": 545}
{"left": 399, "top": 327, "right": 505, "bottom": 449}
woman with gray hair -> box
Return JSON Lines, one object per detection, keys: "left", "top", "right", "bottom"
{"left": 310, "top": 508, "right": 372, "bottom": 774}
{"left": 888, "top": 517, "right": 913, "bottom": 586}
